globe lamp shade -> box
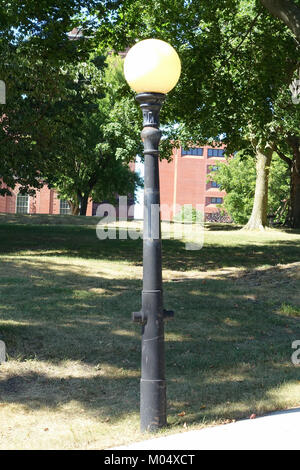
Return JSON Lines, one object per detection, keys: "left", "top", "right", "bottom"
{"left": 124, "top": 39, "right": 181, "bottom": 94}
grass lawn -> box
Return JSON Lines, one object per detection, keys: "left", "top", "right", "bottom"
{"left": 0, "top": 213, "right": 300, "bottom": 449}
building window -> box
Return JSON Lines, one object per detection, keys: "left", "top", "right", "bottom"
{"left": 210, "top": 197, "right": 223, "bottom": 204}
{"left": 182, "top": 147, "right": 204, "bottom": 156}
{"left": 207, "top": 148, "right": 225, "bottom": 157}
{"left": 16, "top": 193, "right": 29, "bottom": 214}
{"left": 60, "top": 199, "right": 71, "bottom": 215}
{"left": 211, "top": 181, "right": 220, "bottom": 188}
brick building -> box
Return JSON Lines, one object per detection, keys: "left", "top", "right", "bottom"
{"left": 0, "top": 183, "right": 93, "bottom": 216}
{"left": 0, "top": 158, "right": 136, "bottom": 216}
{"left": 159, "top": 144, "right": 227, "bottom": 221}
{"left": 0, "top": 146, "right": 227, "bottom": 220}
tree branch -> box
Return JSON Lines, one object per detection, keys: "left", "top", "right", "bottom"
{"left": 228, "top": 11, "right": 263, "bottom": 61}
{"left": 272, "top": 143, "right": 293, "bottom": 169}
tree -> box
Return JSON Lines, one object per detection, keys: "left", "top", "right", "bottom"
{"left": 0, "top": 0, "right": 101, "bottom": 52}
{"left": 44, "top": 54, "right": 143, "bottom": 215}
{"left": 212, "top": 152, "right": 290, "bottom": 224}
{"left": 261, "top": 78, "right": 300, "bottom": 227}
{"left": 243, "top": 144, "right": 273, "bottom": 230}
{"left": 0, "top": 1, "right": 102, "bottom": 195}
{"left": 257, "top": 0, "right": 300, "bottom": 228}
{"left": 96, "top": 0, "right": 299, "bottom": 228}
{"left": 259, "top": 0, "right": 300, "bottom": 41}
{"left": 0, "top": 46, "right": 73, "bottom": 196}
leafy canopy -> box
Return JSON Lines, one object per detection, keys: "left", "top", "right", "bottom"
{"left": 44, "top": 53, "right": 143, "bottom": 212}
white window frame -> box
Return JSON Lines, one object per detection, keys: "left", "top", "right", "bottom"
{"left": 60, "top": 199, "right": 71, "bottom": 215}
{"left": 16, "top": 193, "right": 30, "bottom": 214}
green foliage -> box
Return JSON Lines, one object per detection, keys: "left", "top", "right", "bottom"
{"left": 280, "top": 303, "right": 300, "bottom": 317}
{"left": 45, "top": 53, "right": 143, "bottom": 214}
{"left": 0, "top": 46, "right": 69, "bottom": 195}
{"left": 173, "top": 205, "right": 204, "bottom": 223}
{"left": 96, "top": 1, "right": 300, "bottom": 228}
{"left": 2, "top": 1, "right": 300, "bottom": 219}
{"left": 211, "top": 156, "right": 256, "bottom": 224}
{"left": 0, "top": 0, "right": 100, "bottom": 59}
{"left": 96, "top": 0, "right": 297, "bottom": 148}
{"left": 0, "top": 1, "right": 102, "bottom": 195}
{"left": 212, "top": 153, "right": 290, "bottom": 224}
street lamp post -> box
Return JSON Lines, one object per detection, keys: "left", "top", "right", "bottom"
{"left": 124, "top": 39, "right": 181, "bottom": 432}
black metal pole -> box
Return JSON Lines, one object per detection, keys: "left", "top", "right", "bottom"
{"left": 133, "top": 92, "right": 174, "bottom": 433}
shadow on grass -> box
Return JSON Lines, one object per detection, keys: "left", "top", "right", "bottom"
{"left": 0, "top": 254, "right": 300, "bottom": 427}
{"left": 204, "top": 223, "right": 242, "bottom": 231}
{"left": 1, "top": 224, "right": 300, "bottom": 272}
{"left": 0, "top": 213, "right": 100, "bottom": 226}
{"left": 275, "top": 227, "right": 300, "bottom": 235}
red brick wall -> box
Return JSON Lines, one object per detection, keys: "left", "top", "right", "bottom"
{"left": 86, "top": 199, "right": 93, "bottom": 216}
{"left": 0, "top": 192, "right": 6, "bottom": 213}
{"left": 159, "top": 145, "right": 227, "bottom": 221}
{"left": 1, "top": 149, "right": 225, "bottom": 220}
{"left": 0, "top": 182, "right": 93, "bottom": 216}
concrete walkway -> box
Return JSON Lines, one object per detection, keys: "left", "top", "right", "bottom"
{"left": 115, "top": 408, "right": 300, "bottom": 450}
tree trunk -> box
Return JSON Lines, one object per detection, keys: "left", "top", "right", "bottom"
{"left": 289, "top": 147, "right": 300, "bottom": 228}
{"left": 79, "top": 195, "right": 89, "bottom": 216}
{"left": 69, "top": 201, "right": 80, "bottom": 216}
{"left": 260, "top": 0, "right": 300, "bottom": 41}
{"left": 243, "top": 146, "right": 273, "bottom": 230}
{"left": 274, "top": 140, "right": 300, "bottom": 228}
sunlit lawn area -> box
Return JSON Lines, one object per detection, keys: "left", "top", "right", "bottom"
{"left": 0, "top": 213, "right": 300, "bottom": 449}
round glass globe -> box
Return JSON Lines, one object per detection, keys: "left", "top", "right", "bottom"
{"left": 124, "top": 39, "right": 181, "bottom": 94}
